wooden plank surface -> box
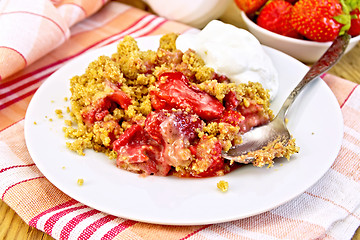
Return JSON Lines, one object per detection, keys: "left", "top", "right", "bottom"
{"left": 1, "top": 1, "right": 360, "bottom": 239}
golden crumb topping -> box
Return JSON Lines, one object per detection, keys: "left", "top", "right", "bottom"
{"left": 62, "top": 33, "right": 298, "bottom": 177}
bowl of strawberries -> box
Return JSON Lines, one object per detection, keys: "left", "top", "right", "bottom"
{"left": 235, "top": 0, "right": 360, "bottom": 63}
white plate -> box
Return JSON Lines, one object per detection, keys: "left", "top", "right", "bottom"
{"left": 24, "top": 35, "right": 343, "bottom": 225}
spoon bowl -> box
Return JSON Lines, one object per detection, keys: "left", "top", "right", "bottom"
{"left": 222, "top": 33, "right": 351, "bottom": 164}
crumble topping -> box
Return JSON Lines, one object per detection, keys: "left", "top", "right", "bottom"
{"left": 63, "top": 33, "right": 298, "bottom": 177}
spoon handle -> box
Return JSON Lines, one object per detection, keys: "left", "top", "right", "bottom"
{"left": 277, "top": 33, "right": 351, "bottom": 119}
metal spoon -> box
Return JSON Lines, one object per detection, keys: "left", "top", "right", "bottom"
{"left": 222, "top": 33, "right": 351, "bottom": 164}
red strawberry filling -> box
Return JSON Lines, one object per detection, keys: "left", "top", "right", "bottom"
{"left": 113, "top": 109, "right": 207, "bottom": 176}
{"left": 186, "top": 136, "right": 225, "bottom": 178}
{"left": 67, "top": 35, "right": 290, "bottom": 178}
{"left": 150, "top": 72, "right": 225, "bottom": 121}
{"left": 81, "top": 89, "right": 131, "bottom": 125}
{"left": 80, "top": 70, "right": 271, "bottom": 176}
{"left": 108, "top": 72, "right": 271, "bottom": 177}
{"left": 112, "top": 124, "right": 171, "bottom": 176}
{"left": 144, "top": 109, "right": 204, "bottom": 169}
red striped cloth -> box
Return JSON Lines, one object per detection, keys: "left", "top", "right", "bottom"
{"left": 1, "top": 1, "right": 360, "bottom": 239}
{"left": 0, "top": 0, "right": 109, "bottom": 80}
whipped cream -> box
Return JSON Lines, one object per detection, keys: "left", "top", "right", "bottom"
{"left": 176, "top": 20, "right": 279, "bottom": 99}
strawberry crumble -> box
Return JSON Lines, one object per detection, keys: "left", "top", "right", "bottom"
{"left": 63, "top": 33, "right": 298, "bottom": 178}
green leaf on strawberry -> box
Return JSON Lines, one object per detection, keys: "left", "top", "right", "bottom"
{"left": 342, "top": 0, "right": 360, "bottom": 36}
{"left": 334, "top": 0, "right": 353, "bottom": 35}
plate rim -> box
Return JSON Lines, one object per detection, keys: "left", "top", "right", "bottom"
{"left": 24, "top": 35, "right": 344, "bottom": 225}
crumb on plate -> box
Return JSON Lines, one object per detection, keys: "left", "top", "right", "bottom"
{"left": 217, "top": 180, "right": 229, "bottom": 192}
{"left": 77, "top": 178, "right": 84, "bottom": 186}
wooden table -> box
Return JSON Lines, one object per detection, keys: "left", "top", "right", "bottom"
{"left": 1, "top": 1, "right": 360, "bottom": 239}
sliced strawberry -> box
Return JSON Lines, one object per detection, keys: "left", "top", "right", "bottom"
{"left": 237, "top": 102, "right": 271, "bottom": 133}
{"left": 112, "top": 124, "right": 171, "bottom": 176}
{"left": 189, "top": 136, "right": 225, "bottom": 178}
{"left": 105, "top": 80, "right": 132, "bottom": 109}
{"left": 219, "top": 110, "right": 245, "bottom": 127}
{"left": 112, "top": 124, "right": 153, "bottom": 163}
{"left": 237, "top": 101, "right": 263, "bottom": 116}
{"left": 95, "top": 109, "right": 109, "bottom": 121}
{"left": 82, "top": 98, "right": 113, "bottom": 125}
{"left": 108, "top": 90, "right": 132, "bottom": 110}
{"left": 348, "top": 8, "right": 360, "bottom": 37}
{"left": 216, "top": 102, "right": 269, "bottom": 132}
{"left": 150, "top": 72, "right": 225, "bottom": 121}
{"left": 212, "top": 72, "right": 230, "bottom": 83}
{"left": 234, "top": 0, "right": 267, "bottom": 14}
{"left": 81, "top": 87, "right": 131, "bottom": 125}
{"left": 239, "top": 113, "right": 270, "bottom": 133}
{"left": 223, "top": 90, "right": 239, "bottom": 110}
{"left": 144, "top": 111, "right": 168, "bottom": 145}
{"left": 149, "top": 93, "right": 169, "bottom": 111}
{"left": 290, "top": 0, "right": 343, "bottom": 42}
{"left": 257, "top": 0, "right": 302, "bottom": 38}
{"left": 145, "top": 109, "right": 204, "bottom": 145}
{"left": 144, "top": 109, "right": 204, "bottom": 168}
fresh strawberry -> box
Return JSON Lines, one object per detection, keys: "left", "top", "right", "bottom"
{"left": 150, "top": 72, "right": 225, "bottom": 121}
{"left": 257, "top": 0, "right": 302, "bottom": 38}
{"left": 234, "top": 0, "right": 267, "bottom": 14}
{"left": 290, "top": 0, "right": 344, "bottom": 42}
{"left": 348, "top": 8, "right": 360, "bottom": 36}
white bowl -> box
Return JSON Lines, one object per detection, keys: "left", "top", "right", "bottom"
{"left": 240, "top": 11, "right": 360, "bottom": 63}
{"left": 143, "top": 0, "right": 231, "bottom": 28}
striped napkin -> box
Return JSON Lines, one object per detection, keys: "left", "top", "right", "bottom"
{"left": 0, "top": 0, "right": 109, "bottom": 80}
{"left": 1, "top": 1, "right": 360, "bottom": 239}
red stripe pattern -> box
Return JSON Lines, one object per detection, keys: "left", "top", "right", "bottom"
{"left": 28, "top": 201, "right": 137, "bottom": 240}
{"left": 0, "top": 163, "right": 35, "bottom": 174}
{"left": 101, "top": 220, "right": 137, "bottom": 240}
{"left": 29, "top": 199, "right": 80, "bottom": 227}
{"left": 341, "top": 85, "right": 359, "bottom": 108}
{"left": 3, "top": 83, "right": 359, "bottom": 240}
{"left": 78, "top": 215, "right": 118, "bottom": 239}
{"left": 0, "top": 13, "right": 166, "bottom": 110}
{"left": 59, "top": 209, "right": 100, "bottom": 240}
{"left": 2, "top": 1, "right": 360, "bottom": 240}
{"left": 43, "top": 205, "right": 89, "bottom": 235}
